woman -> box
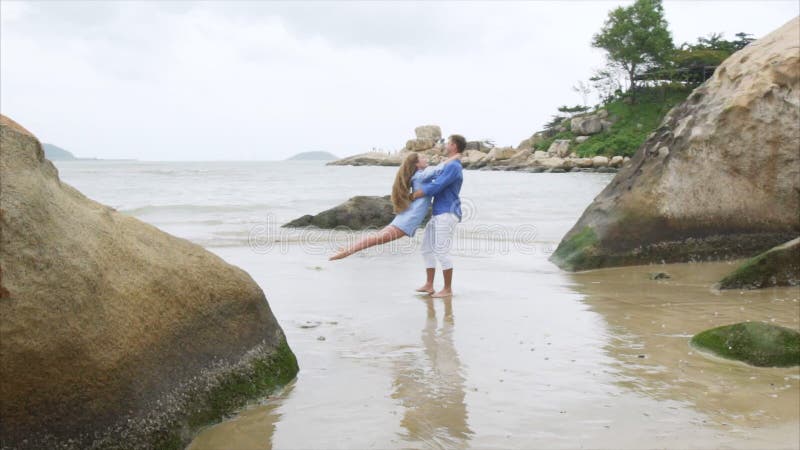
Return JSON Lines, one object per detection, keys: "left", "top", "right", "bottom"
{"left": 329, "top": 152, "right": 459, "bottom": 260}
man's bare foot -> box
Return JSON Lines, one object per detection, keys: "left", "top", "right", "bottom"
{"left": 415, "top": 284, "right": 434, "bottom": 295}
{"left": 431, "top": 288, "right": 452, "bottom": 298}
{"left": 328, "top": 248, "right": 351, "bottom": 261}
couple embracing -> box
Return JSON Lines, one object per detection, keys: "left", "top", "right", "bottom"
{"left": 330, "top": 135, "right": 466, "bottom": 298}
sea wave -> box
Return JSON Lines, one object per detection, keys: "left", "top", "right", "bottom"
{"left": 120, "top": 203, "right": 274, "bottom": 216}
{"left": 137, "top": 168, "right": 212, "bottom": 176}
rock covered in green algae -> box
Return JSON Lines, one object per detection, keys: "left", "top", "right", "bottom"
{"left": 648, "top": 272, "right": 671, "bottom": 280}
{"left": 550, "top": 17, "right": 800, "bottom": 272}
{"left": 0, "top": 115, "right": 298, "bottom": 450}
{"left": 283, "top": 195, "right": 431, "bottom": 231}
{"left": 717, "top": 237, "right": 800, "bottom": 289}
{"left": 283, "top": 195, "right": 395, "bottom": 230}
{"left": 690, "top": 322, "right": 800, "bottom": 367}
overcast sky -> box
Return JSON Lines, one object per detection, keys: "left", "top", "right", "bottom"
{"left": 1, "top": 1, "right": 797, "bottom": 160}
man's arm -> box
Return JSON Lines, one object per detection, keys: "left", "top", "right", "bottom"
{"left": 415, "top": 163, "right": 461, "bottom": 197}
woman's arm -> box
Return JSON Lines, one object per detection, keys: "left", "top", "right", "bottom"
{"left": 417, "top": 165, "right": 440, "bottom": 182}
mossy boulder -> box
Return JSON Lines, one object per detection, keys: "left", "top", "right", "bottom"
{"left": 550, "top": 18, "right": 800, "bottom": 271}
{"left": 717, "top": 237, "right": 800, "bottom": 289}
{"left": 690, "top": 322, "right": 800, "bottom": 367}
{"left": 550, "top": 226, "right": 599, "bottom": 271}
{"left": 0, "top": 115, "right": 298, "bottom": 449}
{"left": 284, "top": 195, "right": 408, "bottom": 230}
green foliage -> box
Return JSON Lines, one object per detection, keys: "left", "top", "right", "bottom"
{"left": 589, "top": 68, "right": 624, "bottom": 104}
{"left": 150, "top": 340, "right": 299, "bottom": 450}
{"left": 672, "top": 47, "right": 729, "bottom": 68}
{"left": 572, "top": 85, "right": 691, "bottom": 157}
{"left": 543, "top": 115, "right": 568, "bottom": 130}
{"left": 640, "top": 31, "right": 754, "bottom": 85}
{"left": 592, "top": 0, "right": 673, "bottom": 90}
{"left": 557, "top": 104, "right": 590, "bottom": 115}
{"left": 732, "top": 32, "right": 756, "bottom": 50}
{"left": 689, "top": 31, "right": 754, "bottom": 53}
{"left": 537, "top": 9, "right": 756, "bottom": 159}
{"left": 551, "top": 226, "right": 599, "bottom": 272}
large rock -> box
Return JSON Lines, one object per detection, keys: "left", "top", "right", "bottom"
{"left": 570, "top": 115, "right": 603, "bottom": 135}
{"left": 465, "top": 141, "right": 492, "bottom": 152}
{"left": 405, "top": 138, "right": 437, "bottom": 152}
{"left": 283, "top": 195, "right": 396, "bottom": 230}
{"left": 591, "top": 156, "right": 609, "bottom": 167}
{"left": 531, "top": 157, "right": 569, "bottom": 170}
{"left": 461, "top": 149, "right": 488, "bottom": 166}
{"left": 494, "top": 149, "right": 533, "bottom": 169}
{"left": 530, "top": 132, "right": 547, "bottom": 147}
{"left": 486, "top": 146, "right": 517, "bottom": 161}
{"left": 414, "top": 125, "right": 442, "bottom": 141}
{"left": 551, "top": 18, "right": 800, "bottom": 271}
{"left": 0, "top": 115, "right": 298, "bottom": 449}
{"left": 691, "top": 322, "right": 800, "bottom": 367}
{"left": 546, "top": 139, "right": 571, "bottom": 158}
{"left": 507, "top": 148, "right": 533, "bottom": 163}
{"left": 718, "top": 237, "right": 800, "bottom": 289}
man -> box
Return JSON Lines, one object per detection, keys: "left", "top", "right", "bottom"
{"left": 412, "top": 134, "right": 465, "bottom": 298}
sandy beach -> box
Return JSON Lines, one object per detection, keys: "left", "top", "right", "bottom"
{"left": 184, "top": 242, "right": 799, "bottom": 449}
{"left": 46, "top": 161, "right": 792, "bottom": 450}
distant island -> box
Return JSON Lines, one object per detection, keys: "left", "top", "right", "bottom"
{"left": 287, "top": 151, "right": 338, "bottom": 161}
{"left": 42, "top": 143, "right": 77, "bottom": 160}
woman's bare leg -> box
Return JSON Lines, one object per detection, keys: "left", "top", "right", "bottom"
{"left": 329, "top": 225, "right": 406, "bottom": 260}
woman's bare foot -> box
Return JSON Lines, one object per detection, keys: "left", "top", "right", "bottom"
{"left": 328, "top": 248, "right": 351, "bottom": 261}
{"left": 431, "top": 288, "right": 452, "bottom": 298}
{"left": 415, "top": 284, "right": 434, "bottom": 295}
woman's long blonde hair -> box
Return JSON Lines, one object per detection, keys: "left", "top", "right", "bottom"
{"left": 391, "top": 153, "right": 420, "bottom": 213}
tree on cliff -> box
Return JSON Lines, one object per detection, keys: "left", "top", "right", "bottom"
{"left": 592, "top": 0, "right": 673, "bottom": 92}
{"left": 640, "top": 31, "right": 756, "bottom": 85}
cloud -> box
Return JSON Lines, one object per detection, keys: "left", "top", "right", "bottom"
{"left": 1, "top": 1, "right": 797, "bottom": 160}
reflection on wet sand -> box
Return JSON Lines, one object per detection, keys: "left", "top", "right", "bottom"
{"left": 568, "top": 261, "right": 800, "bottom": 436}
{"left": 392, "top": 298, "right": 473, "bottom": 449}
{"left": 186, "top": 381, "right": 294, "bottom": 450}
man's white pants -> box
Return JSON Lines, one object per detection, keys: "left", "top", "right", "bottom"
{"left": 421, "top": 213, "right": 458, "bottom": 270}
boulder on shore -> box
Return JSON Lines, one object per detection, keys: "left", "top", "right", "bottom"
{"left": 486, "top": 146, "right": 516, "bottom": 161}
{"left": 550, "top": 18, "right": 800, "bottom": 271}
{"left": 415, "top": 125, "right": 442, "bottom": 141}
{"left": 0, "top": 115, "right": 298, "bottom": 449}
{"left": 591, "top": 156, "right": 609, "bottom": 167}
{"left": 283, "top": 195, "right": 396, "bottom": 230}
{"left": 717, "top": 237, "right": 800, "bottom": 289}
{"left": 461, "top": 149, "right": 488, "bottom": 167}
{"left": 465, "top": 140, "right": 492, "bottom": 152}
{"left": 546, "top": 139, "right": 571, "bottom": 158}
{"left": 571, "top": 115, "right": 603, "bottom": 135}
{"left": 690, "top": 322, "right": 800, "bottom": 367}
{"left": 405, "top": 138, "right": 436, "bottom": 152}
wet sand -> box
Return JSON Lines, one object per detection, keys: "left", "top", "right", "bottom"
{"left": 188, "top": 244, "right": 799, "bottom": 449}
{"left": 54, "top": 161, "right": 797, "bottom": 449}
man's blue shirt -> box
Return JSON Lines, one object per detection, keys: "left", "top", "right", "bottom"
{"left": 420, "top": 160, "right": 463, "bottom": 220}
